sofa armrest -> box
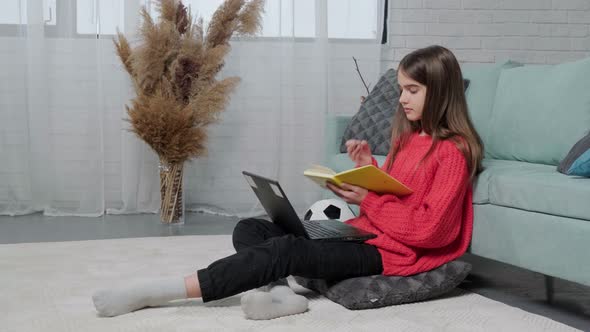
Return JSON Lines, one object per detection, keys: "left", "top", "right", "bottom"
{"left": 324, "top": 114, "right": 352, "bottom": 162}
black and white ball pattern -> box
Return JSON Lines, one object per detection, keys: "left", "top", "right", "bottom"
{"left": 303, "top": 199, "right": 356, "bottom": 222}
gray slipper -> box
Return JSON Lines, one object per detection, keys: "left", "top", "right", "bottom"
{"left": 241, "top": 285, "right": 308, "bottom": 320}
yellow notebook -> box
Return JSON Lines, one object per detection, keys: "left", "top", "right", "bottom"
{"left": 303, "top": 164, "right": 413, "bottom": 196}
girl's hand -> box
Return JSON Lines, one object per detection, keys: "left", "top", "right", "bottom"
{"left": 345, "top": 139, "right": 372, "bottom": 167}
{"left": 326, "top": 182, "right": 368, "bottom": 206}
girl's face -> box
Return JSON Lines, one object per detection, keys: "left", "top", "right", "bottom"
{"left": 397, "top": 70, "right": 427, "bottom": 122}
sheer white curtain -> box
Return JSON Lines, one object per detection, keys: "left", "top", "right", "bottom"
{"left": 0, "top": 0, "right": 384, "bottom": 218}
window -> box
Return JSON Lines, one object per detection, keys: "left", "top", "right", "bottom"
{"left": 77, "top": 0, "right": 124, "bottom": 35}
{"left": 146, "top": 0, "right": 315, "bottom": 38}
{"left": 147, "top": 0, "right": 382, "bottom": 40}
{"left": 261, "top": 0, "right": 315, "bottom": 38}
{"left": 0, "top": 0, "right": 382, "bottom": 39}
{"left": 328, "top": 0, "right": 380, "bottom": 39}
{"left": 0, "top": 0, "right": 56, "bottom": 25}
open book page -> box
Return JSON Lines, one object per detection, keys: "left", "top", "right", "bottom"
{"left": 334, "top": 165, "right": 412, "bottom": 195}
{"left": 306, "top": 164, "right": 337, "bottom": 175}
{"left": 304, "top": 164, "right": 413, "bottom": 195}
{"left": 303, "top": 165, "right": 341, "bottom": 188}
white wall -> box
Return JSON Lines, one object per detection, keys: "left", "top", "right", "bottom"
{"left": 382, "top": 0, "right": 590, "bottom": 69}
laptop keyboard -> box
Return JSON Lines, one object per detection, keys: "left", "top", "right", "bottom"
{"left": 303, "top": 221, "right": 342, "bottom": 238}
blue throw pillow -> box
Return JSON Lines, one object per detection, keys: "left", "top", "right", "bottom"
{"left": 557, "top": 132, "right": 590, "bottom": 177}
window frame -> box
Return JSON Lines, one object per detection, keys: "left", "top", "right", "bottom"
{"left": 0, "top": 0, "right": 386, "bottom": 41}
{"left": 0, "top": 0, "right": 57, "bottom": 37}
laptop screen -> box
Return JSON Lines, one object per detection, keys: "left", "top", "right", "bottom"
{"left": 242, "top": 171, "right": 309, "bottom": 238}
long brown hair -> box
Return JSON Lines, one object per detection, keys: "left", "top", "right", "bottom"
{"left": 386, "top": 45, "right": 483, "bottom": 182}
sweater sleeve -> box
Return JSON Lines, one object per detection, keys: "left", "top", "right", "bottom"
{"left": 359, "top": 148, "right": 469, "bottom": 249}
{"left": 371, "top": 156, "right": 379, "bottom": 167}
{"left": 355, "top": 156, "right": 379, "bottom": 168}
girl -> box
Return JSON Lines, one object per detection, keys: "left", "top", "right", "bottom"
{"left": 92, "top": 45, "right": 483, "bottom": 318}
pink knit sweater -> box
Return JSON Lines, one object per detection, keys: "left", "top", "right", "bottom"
{"left": 346, "top": 132, "right": 473, "bottom": 276}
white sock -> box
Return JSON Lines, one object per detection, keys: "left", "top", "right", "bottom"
{"left": 241, "top": 285, "right": 308, "bottom": 320}
{"left": 92, "top": 277, "right": 187, "bottom": 317}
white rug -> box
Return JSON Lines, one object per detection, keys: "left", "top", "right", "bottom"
{"left": 0, "top": 235, "right": 580, "bottom": 332}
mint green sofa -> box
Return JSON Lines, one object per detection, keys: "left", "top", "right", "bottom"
{"left": 324, "top": 58, "right": 590, "bottom": 290}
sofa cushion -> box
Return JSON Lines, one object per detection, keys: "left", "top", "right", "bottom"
{"left": 485, "top": 160, "right": 590, "bottom": 220}
{"left": 294, "top": 260, "right": 471, "bottom": 310}
{"left": 472, "top": 159, "right": 521, "bottom": 204}
{"left": 461, "top": 61, "right": 522, "bottom": 157}
{"left": 339, "top": 68, "right": 399, "bottom": 155}
{"left": 487, "top": 57, "right": 590, "bottom": 165}
{"left": 557, "top": 132, "right": 590, "bottom": 177}
{"left": 472, "top": 174, "right": 489, "bottom": 204}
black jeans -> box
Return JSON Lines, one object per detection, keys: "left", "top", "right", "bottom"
{"left": 197, "top": 218, "right": 383, "bottom": 302}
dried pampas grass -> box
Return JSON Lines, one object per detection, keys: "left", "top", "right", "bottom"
{"left": 114, "top": 0, "right": 264, "bottom": 223}
{"left": 115, "top": 0, "right": 264, "bottom": 166}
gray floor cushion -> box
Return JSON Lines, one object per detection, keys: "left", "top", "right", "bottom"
{"left": 294, "top": 260, "right": 471, "bottom": 310}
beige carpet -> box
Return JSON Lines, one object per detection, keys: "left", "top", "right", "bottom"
{"left": 0, "top": 235, "right": 580, "bottom": 332}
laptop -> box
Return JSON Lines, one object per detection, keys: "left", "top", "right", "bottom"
{"left": 242, "top": 171, "right": 376, "bottom": 242}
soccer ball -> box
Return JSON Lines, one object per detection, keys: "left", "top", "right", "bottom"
{"left": 303, "top": 199, "right": 356, "bottom": 222}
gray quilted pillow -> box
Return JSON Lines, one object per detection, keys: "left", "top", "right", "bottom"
{"left": 294, "top": 260, "right": 471, "bottom": 310}
{"left": 339, "top": 68, "right": 399, "bottom": 155}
